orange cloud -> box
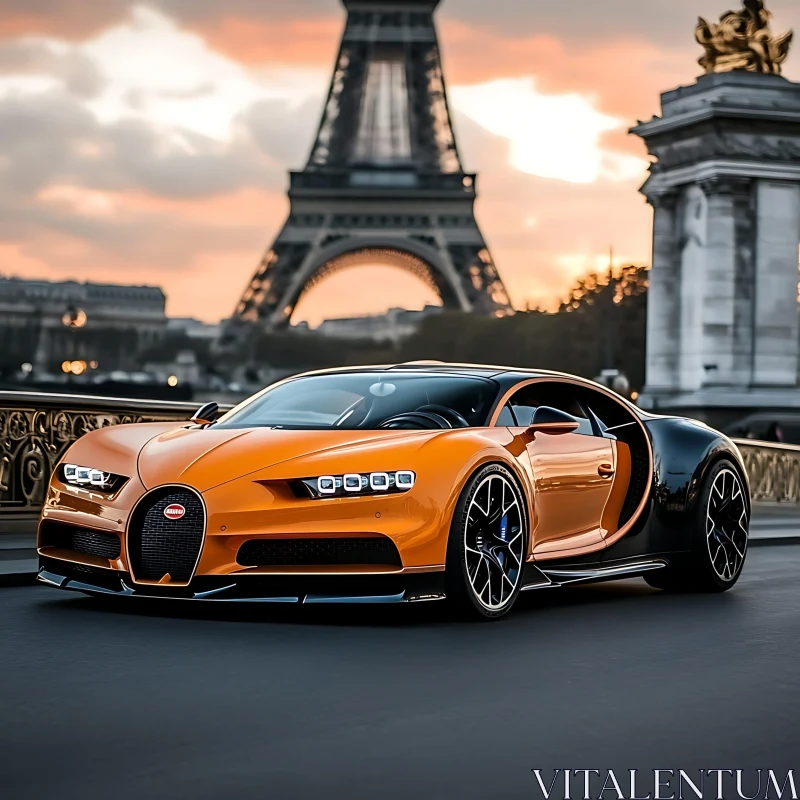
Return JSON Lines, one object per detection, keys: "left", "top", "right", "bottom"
{"left": 0, "top": 3, "right": 129, "bottom": 40}
{"left": 438, "top": 21, "right": 695, "bottom": 134}
{"left": 7, "top": 187, "right": 289, "bottom": 322}
{"left": 188, "top": 16, "right": 342, "bottom": 69}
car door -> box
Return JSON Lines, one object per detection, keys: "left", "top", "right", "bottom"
{"left": 505, "top": 383, "right": 616, "bottom": 556}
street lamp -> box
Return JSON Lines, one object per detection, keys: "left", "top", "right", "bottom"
{"left": 61, "top": 305, "right": 88, "bottom": 382}
{"left": 62, "top": 360, "right": 87, "bottom": 376}
{"left": 62, "top": 306, "right": 87, "bottom": 329}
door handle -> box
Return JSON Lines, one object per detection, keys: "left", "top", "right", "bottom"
{"left": 598, "top": 463, "right": 615, "bottom": 478}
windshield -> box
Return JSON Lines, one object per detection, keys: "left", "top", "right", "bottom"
{"left": 217, "top": 372, "right": 497, "bottom": 430}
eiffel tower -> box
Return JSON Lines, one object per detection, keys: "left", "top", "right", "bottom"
{"left": 226, "top": 0, "right": 514, "bottom": 338}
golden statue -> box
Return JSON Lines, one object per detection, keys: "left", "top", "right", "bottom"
{"left": 696, "top": 0, "right": 793, "bottom": 75}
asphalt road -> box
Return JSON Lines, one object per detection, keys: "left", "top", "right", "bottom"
{"left": 1, "top": 548, "right": 799, "bottom": 800}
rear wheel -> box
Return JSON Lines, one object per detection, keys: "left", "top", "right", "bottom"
{"left": 445, "top": 464, "right": 528, "bottom": 619}
{"left": 645, "top": 459, "right": 749, "bottom": 592}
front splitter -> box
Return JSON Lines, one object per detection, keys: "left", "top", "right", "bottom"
{"left": 37, "top": 557, "right": 446, "bottom": 604}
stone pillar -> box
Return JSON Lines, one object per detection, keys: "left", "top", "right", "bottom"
{"left": 645, "top": 192, "right": 680, "bottom": 392}
{"left": 631, "top": 71, "right": 800, "bottom": 421}
{"left": 697, "top": 178, "right": 751, "bottom": 389}
{"left": 753, "top": 180, "right": 800, "bottom": 386}
{"left": 676, "top": 184, "right": 707, "bottom": 392}
{"left": 731, "top": 182, "right": 756, "bottom": 388}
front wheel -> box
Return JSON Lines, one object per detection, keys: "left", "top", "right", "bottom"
{"left": 645, "top": 459, "right": 749, "bottom": 592}
{"left": 445, "top": 464, "right": 528, "bottom": 619}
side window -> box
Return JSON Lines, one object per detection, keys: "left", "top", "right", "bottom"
{"left": 577, "top": 387, "right": 636, "bottom": 434}
{"left": 507, "top": 383, "right": 595, "bottom": 435}
{"left": 507, "top": 386, "right": 538, "bottom": 427}
{"left": 495, "top": 404, "right": 516, "bottom": 427}
{"left": 585, "top": 407, "right": 608, "bottom": 436}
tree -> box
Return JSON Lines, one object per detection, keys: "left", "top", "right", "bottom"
{"left": 225, "top": 265, "right": 650, "bottom": 392}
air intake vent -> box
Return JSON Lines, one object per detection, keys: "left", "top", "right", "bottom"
{"left": 68, "top": 528, "right": 121, "bottom": 559}
{"left": 40, "top": 522, "right": 121, "bottom": 560}
{"left": 127, "top": 488, "right": 205, "bottom": 583}
{"left": 236, "top": 537, "right": 402, "bottom": 568}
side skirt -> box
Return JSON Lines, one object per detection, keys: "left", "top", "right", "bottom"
{"left": 521, "top": 558, "right": 668, "bottom": 591}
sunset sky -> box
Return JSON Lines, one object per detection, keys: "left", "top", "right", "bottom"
{"left": 1, "top": 0, "right": 799, "bottom": 325}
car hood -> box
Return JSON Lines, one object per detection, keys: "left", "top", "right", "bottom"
{"left": 137, "top": 426, "right": 443, "bottom": 492}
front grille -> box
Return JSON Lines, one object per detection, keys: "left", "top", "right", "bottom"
{"left": 236, "top": 537, "right": 402, "bottom": 568}
{"left": 127, "top": 488, "right": 205, "bottom": 583}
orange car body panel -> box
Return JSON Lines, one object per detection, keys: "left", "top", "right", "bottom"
{"left": 38, "top": 373, "right": 653, "bottom": 586}
{"left": 525, "top": 431, "right": 614, "bottom": 556}
{"left": 602, "top": 441, "right": 632, "bottom": 541}
{"left": 41, "top": 426, "right": 529, "bottom": 580}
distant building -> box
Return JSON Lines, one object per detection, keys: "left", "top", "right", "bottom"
{"left": 142, "top": 349, "right": 201, "bottom": 387}
{"left": 166, "top": 317, "right": 222, "bottom": 340}
{"left": 313, "top": 305, "right": 442, "bottom": 342}
{"left": 0, "top": 275, "right": 166, "bottom": 375}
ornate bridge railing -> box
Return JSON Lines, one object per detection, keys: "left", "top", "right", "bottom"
{"left": 0, "top": 391, "right": 211, "bottom": 520}
{"left": 733, "top": 439, "right": 800, "bottom": 504}
{"left": 0, "top": 393, "right": 797, "bottom": 522}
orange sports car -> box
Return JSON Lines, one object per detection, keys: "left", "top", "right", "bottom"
{"left": 37, "top": 363, "right": 750, "bottom": 619}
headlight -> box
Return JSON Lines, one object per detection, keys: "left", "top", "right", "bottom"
{"left": 59, "top": 463, "right": 127, "bottom": 493}
{"left": 299, "top": 470, "right": 416, "bottom": 499}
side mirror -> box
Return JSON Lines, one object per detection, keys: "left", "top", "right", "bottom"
{"left": 191, "top": 401, "right": 219, "bottom": 426}
{"left": 526, "top": 406, "right": 580, "bottom": 436}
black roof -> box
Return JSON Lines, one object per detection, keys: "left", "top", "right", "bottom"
{"left": 303, "top": 361, "right": 590, "bottom": 387}
{"left": 274, "top": 362, "right": 646, "bottom": 422}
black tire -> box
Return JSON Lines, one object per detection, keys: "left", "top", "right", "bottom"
{"left": 445, "top": 463, "right": 528, "bottom": 619}
{"left": 644, "top": 458, "right": 749, "bottom": 593}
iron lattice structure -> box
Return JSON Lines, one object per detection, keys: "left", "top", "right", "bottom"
{"left": 226, "top": 0, "right": 514, "bottom": 337}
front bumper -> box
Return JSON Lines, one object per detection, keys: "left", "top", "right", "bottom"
{"left": 37, "top": 556, "right": 446, "bottom": 604}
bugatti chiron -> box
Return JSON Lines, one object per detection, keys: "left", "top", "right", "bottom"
{"left": 37, "top": 363, "right": 750, "bottom": 619}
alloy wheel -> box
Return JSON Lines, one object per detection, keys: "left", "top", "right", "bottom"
{"left": 464, "top": 474, "right": 525, "bottom": 610}
{"left": 706, "top": 468, "right": 748, "bottom": 582}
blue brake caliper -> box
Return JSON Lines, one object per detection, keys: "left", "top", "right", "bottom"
{"left": 498, "top": 514, "right": 508, "bottom": 566}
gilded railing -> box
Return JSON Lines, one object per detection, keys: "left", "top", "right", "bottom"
{"left": 0, "top": 392, "right": 798, "bottom": 516}
{"left": 733, "top": 439, "right": 800, "bottom": 504}
{"left": 0, "top": 391, "right": 205, "bottom": 514}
